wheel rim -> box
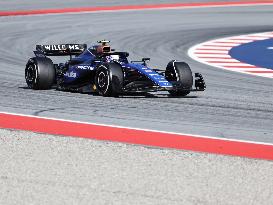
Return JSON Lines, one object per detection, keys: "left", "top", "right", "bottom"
{"left": 25, "top": 64, "right": 36, "bottom": 85}
{"left": 96, "top": 69, "right": 109, "bottom": 94}
{"left": 98, "top": 72, "right": 107, "bottom": 88}
{"left": 166, "top": 68, "right": 177, "bottom": 81}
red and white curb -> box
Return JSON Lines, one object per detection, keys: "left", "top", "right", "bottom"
{"left": 188, "top": 31, "right": 273, "bottom": 78}
{"left": 1, "top": 1, "right": 273, "bottom": 17}
{"left": 1, "top": 112, "right": 273, "bottom": 161}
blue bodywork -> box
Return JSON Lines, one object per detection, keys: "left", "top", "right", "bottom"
{"left": 63, "top": 49, "right": 95, "bottom": 84}
{"left": 29, "top": 42, "right": 205, "bottom": 96}
{"left": 125, "top": 63, "right": 172, "bottom": 88}
{"left": 62, "top": 46, "right": 173, "bottom": 89}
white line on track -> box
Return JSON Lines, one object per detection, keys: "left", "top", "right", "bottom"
{"left": 1, "top": 111, "right": 273, "bottom": 147}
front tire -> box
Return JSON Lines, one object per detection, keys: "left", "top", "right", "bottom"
{"left": 165, "top": 61, "right": 193, "bottom": 96}
{"left": 95, "top": 63, "right": 123, "bottom": 97}
{"left": 25, "top": 57, "right": 55, "bottom": 90}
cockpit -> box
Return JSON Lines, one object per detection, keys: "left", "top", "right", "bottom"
{"left": 105, "top": 55, "right": 120, "bottom": 62}
{"left": 95, "top": 40, "right": 111, "bottom": 54}
{"left": 87, "top": 40, "right": 129, "bottom": 64}
{"left": 72, "top": 40, "right": 129, "bottom": 64}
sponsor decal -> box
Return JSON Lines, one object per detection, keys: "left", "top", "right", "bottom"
{"left": 43, "top": 44, "right": 80, "bottom": 51}
{"left": 64, "top": 71, "right": 77, "bottom": 78}
{"left": 106, "top": 55, "right": 120, "bottom": 62}
{"left": 68, "top": 44, "right": 80, "bottom": 50}
{"left": 145, "top": 70, "right": 153, "bottom": 73}
{"left": 76, "top": 65, "right": 94, "bottom": 70}
{"left": 44, "top": 45, "right": 66, "bottom": 51}
{"left": 154, "top": 77, "right": 165, "bottom": 80}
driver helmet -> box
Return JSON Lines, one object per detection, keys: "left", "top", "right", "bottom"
{"left": 96, "top": 40, "right": 111, "bottom": 54}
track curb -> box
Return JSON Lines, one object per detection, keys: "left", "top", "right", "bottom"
{"left": 1, "top": 1, "right": 273, "bottom": 16}
{"left": 188, "top": 31, "right": 273, "bottom": 78}
{"left": 1, "top": 112, "right": 273, "bottom": 161}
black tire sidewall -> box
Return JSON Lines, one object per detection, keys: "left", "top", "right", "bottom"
{"left": 25, "top": 57, "right": 55, "bottom": 90}
{"left": 165, "top": 61, "right": 193, "bottom": 96}
{"left": 174, "top": 62, "right": 193, "bottom": 89}
{"left": 95, "top": 63, "right": 123, "bottom": 97}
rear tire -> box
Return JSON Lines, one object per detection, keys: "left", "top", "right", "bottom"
{"left": 95, "top": 63, "right": 123, "bottom": 97}
{"left": 165, "top": 61, "right": 193, "bottom": 96}
{"left": 25, "top": 57, "right": 55, "bottom": 90}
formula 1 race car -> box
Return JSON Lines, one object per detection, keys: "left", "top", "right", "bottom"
{"left": 25, "top": 40, "right": 205, "bottom": 97}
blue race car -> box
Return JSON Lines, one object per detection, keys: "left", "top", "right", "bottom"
{"left": 25, "top": 40, "right": 205, "bottom": 97}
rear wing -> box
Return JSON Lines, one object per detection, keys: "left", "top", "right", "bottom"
{"left": 35, "top": 44, "right": 87, "bottom": 56}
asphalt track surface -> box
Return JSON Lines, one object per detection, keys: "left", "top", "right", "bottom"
{"left": 0, "top": 3, "right": 273, "bottom": 143}
{"left": 1, "top": 1, "right": 273, "bottom": 204}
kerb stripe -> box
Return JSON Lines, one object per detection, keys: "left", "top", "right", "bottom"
{"left": 1, "top": 112, "right": 273, "bottom": 161}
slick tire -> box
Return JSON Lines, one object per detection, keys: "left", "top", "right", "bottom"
{"left": 25, "top": 57, "right": 55, "bottom": 90}
{"left": 95, "top": 63, "right": 123, "bottom": 97}
{"left": 165, "top": 60, "right": 193, "bottom": 96}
